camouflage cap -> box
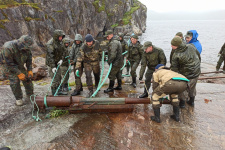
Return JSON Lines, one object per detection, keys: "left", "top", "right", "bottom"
{"left": 17, "top": 35, "right": 34, "bottom": 49}
{"left": 118, "top": 32, "right": 124, "bottom": 38}
{"left": 171, "top": 37, "right": 182, "bottom": 47}
{"left": 130, "top": 34, "right": 138, "bottom": 39}
{"left": 175, "top": 32, "right": 183, "bottom": 38}
{"left": 62, "top": 37, "right": 71, "bottom": 44}
{"left": 143, "top": 41, "right": 152, "bottom": 50}
{"left": 185, "top": 31, "right": 193, "bottom": 38}
{"left": 104, "top": 30, "right": 113, "bottom": 37}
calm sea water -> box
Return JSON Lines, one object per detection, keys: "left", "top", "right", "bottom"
{"left": 139, "top": 20, "right": 225, "bottom": 65}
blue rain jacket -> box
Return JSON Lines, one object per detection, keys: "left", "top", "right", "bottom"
{"left": 188, "top": 30, "right": 202, "bottom": 54}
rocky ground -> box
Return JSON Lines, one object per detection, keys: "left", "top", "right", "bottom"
{"left": 0, "top": 62, "right": 225, "bottom": 150}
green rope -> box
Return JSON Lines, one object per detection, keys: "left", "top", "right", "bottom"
{"left": 97, "top": 51, "right": 105, "bottom": 89}
{"left": 122, "top": 51, "right": 128, "bottom": 55}
{"left": 44, "top": 95, "right": 48, "bottom": 108}
{"left": 30, "top": 94, "right": 42, "bottom": 122}
{"left": 90, "top": 63, "right": 112, "bottom": 98}
{"left": 54, "top": 64, "right": 72, "bottom": 96}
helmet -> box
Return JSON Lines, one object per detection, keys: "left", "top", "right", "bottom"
{"left": 62, "top": 37, "right": 71, "bottom": 47}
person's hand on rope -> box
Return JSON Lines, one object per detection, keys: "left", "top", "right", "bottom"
{"left": 57, "top": 60, "right": 63, "bottom": 66}
{"left": 17, "top": 73, "right": 26, "bottom": 80}
{"left": 52, "top": 67, "right": 57, "bottom": 73}
{"left": 28, "top": 71, "right": 33, "bottom": 78}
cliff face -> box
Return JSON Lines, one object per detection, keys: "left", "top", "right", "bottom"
{"left": 0, "top": 0, "right": 147, "bottom": 55}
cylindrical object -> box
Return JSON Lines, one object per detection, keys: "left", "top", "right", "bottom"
{"left": 69, "top": 104, "right": 134, "bottom": 113}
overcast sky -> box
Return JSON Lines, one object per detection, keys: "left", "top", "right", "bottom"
{"left": 139, "top": 0, "right": 225, "bottom": 12}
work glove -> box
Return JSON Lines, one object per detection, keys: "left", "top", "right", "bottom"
{"left": 218, "top": 54, "right": 221, "bottom": 57}
{"left": 52, "top": 67, "right": 57, "bottom": 74}
{"left": 17, "top": 73, "right": 26, "bottom": 81}
{"left": 28, "top": 71, "right": 33, "bottom": 78}
{"left": 139, "top": 77, "right": 143, "bottom": 80}
{"left": 57, "top": 60, "right": 63, "bottom": 66}
{"left": 76, "top": 70, "right": 80, "bottom": 77}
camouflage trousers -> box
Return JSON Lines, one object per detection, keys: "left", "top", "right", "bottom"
{"left": 2, "top": 65, "right": 33, "bottom": 100}
{"left": 130, "top": 61, "right": 140, "bottom": 78}
{"left": 179, "top": 77, "right": 198, "bottom": 100}
{"left": 152, "top": 80, "right": 188, "bottom": 106}
{"left": 84, "top": 62, "right": 100, "bottom": 90}
{"left": 73, "top": 62, "right": 84, "bottom": 90}
{"left": 108, "top": 65, "right": 122, "bottom": 81}
{"left": 144, "top": 69, "right": 154, "bottom": 91}
{"left": 216, "top": 55, "right": 225, "bottom": 70}
{"left": 48, "top": 66, "right": 69, "bottom": 88}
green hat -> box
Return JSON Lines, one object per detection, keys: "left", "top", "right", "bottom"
{"left": 175, "top": 32, "right": 183, "bottom": 38}
{"left": 118, "top": 32, "right": 124, "bottom": 38}
{"left": 130, "top": 34, "right": 138, "bottom": 39}
{"left": 104, "top": 30, "right": 113, "bottom": 37}
{"left": 171, "top": 37, "right": 182, "bottom": 47}
{"left": 143, "top": 41, "right": 152, "bottom": 49}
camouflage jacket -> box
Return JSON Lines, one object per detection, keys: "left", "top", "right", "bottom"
{"left": 120, "top": 39, "right": 128, "bottom": 53}
{"left": 139, "top": 46, "right": 167, "bottom": 78}
{"left": 46, "top": 30, "right": 65, "bottom": 68}
{"left": 75, "top": 40, "right": 102, "bottom": 68}
{"left": 69, "top": 42, "right": 83, "bottom": 64}
{"left": 171, "top": 43, "right": 201, "bottom": 79}
{"left": 107, "top": 36, "right": 123, "bottom": 67}
{"left": 127, "top": 41, "right": 143, "bottom": 62}
{"left": 0, "top": 40, "right": 32, "bottom": 75}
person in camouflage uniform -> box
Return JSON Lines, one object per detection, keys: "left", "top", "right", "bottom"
{"left": 127, "top": 34, "right": 143, "bottom": 88}
{"left": 170, "top": 37, "right": 201, "bottom": 107}
{"left": 139, "top": 41, "right": 167, "bottom": 98}
{"left": 70, "top": 34, "right": 84, "bottom": 96}
{"left": 104, "top": 30, "right": 123, "bottom": 93}
{"left": 170, "top": 32, "right": 186, "bottom": 64}
{"left": 118, "top": 32, "right": 130, "bottom": 76}
{"left": 0, "top": 35, "right": 34, "bottom": 106}
{"left": 75, "top": 34, "right": 102, "bottom": 97}
{"left": 151, "top": 64, "right": 188, "bottom": 123}
{"left": 46, "top": 29, "right": 69, "bottom": 95}
{"left": 216, "top": 43, "right": 225, "bottom": 72}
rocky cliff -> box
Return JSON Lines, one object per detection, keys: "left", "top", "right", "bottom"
{"left": 0, "top": 0, "right": 147, "bottom": 55}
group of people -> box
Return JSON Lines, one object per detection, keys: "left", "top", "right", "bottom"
{"left": 0, "top": 29, "right": 203, "bottom": 123}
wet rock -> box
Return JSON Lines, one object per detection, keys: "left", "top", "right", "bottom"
{"left": 0, "top": 0, "right": 147, "bottom": 56}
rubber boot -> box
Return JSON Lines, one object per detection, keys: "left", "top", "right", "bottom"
{"left": 151, "top": 106, "right": 161, "bottom": 123}
{"left": 104, "top": 80, "right": 114, "bottom": 93}
{"left": 60, "top": 84, "right": 68, "bottom": 95}
{"left": 63, "top": 83, "right": 69, "bottom": 92}
{"left": 80, "top": 84, "right": 83, "bottom": 91}
{"left": 114, "top": 79, "right": 122, "bottom": 90}
{"left": 95, "top": 75, "right": 100, "bottom": 89}
{"left": 179, "top": 99, "right": 185, "bottom": 108}
{"left": 170, "top": 106, "right": 180, "bottom": 122}
{"left": 187, "top": 96, "right": 195, "bottom": 106}
{"left": 57, "top": 86, "right": 64, "bottom": 95}
{"left": 131, "top": 77, "right": 136, "bottom": 88}
{"left": 71, "top": 89, "right": 80, "bottom": 96}
{"left": 139, "top": 88, "right": 148, "bottom": 98}
{"left": 126, "top": 68, "right": 129, "bottom": 75}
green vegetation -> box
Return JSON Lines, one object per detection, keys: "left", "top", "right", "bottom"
{"left": 49, "top": 107, "right": 69, "bottom": 118}
{"left": 0, "top": 0, "right": 40, "bottom": 10}
{"left": 122, "top": 1, "right": 140, "bottom": 25}
{"left": 53, "top": 10, "right": 63, "bottom": 13}
{"left": 92, "top": 0, "right": 106, "bottom": 13}
{"left": 111, "top": 23, "right": 118, "bottom": 28}
{"left": 24, "top": 17, "right": 41, "bottom": 22}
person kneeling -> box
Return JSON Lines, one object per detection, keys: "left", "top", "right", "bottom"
{"left": 151, "top": 64, "right": 189, "bottom": 123}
